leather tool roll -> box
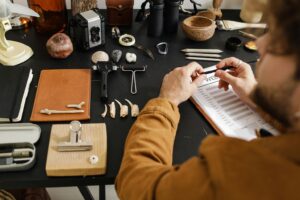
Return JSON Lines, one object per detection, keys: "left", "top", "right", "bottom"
{"left": 106, "top": 0, "right": 134, "bottom": 26}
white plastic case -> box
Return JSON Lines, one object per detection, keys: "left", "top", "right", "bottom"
{"left": 0, "top": 123, "right": 41, "bottom": 171}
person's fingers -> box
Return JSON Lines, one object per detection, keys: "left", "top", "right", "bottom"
{"left": 216, "top": 57, "right": 242, "bottom": 69}
{"left": 218, "top": 69, "right": 238, "bottom": 90}
{"left": 192, "top": 74, "right": 206, "bottom": 87}
{"left": 218, "top": 80, "right": 222, "bottom": 89}
{"left": 224, "top": 84, "right": 229, "bottom": 91}
{"left": 215, "top": 70, "right": 237, "bottom": 86}
{"left": 185, "top": 62, "right": 204, "bottom": 75}
{"left": 225, "top": 70, "right": 238, "bottom": 78}
{"left": 218, "top": 79, "right": 229, "bottom": 89}
{"left": 192, "top": 71, "right": 199, "bottom": 78}
{"left": 220, "top": 82, "right": 229, "bottom": 91}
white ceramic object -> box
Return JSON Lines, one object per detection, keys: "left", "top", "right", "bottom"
{"left": 125, "top": 52, "right": 137, "bottom": 63}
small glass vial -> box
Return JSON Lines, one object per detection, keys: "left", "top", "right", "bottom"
{"left": 27, "top": 0, "right": 67, "bottom": 34}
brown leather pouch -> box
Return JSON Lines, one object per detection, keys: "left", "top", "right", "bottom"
{"left": 106, "top": 0, "right": 134, "bottom": 26}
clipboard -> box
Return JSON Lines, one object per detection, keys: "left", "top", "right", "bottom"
{"left": 191, "top": 65, "right": 279, "bottom": 141}
{"left": 190, "top": 97, "right": 225, "bottom": 137}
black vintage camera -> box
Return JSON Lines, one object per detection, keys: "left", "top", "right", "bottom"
{"left": 70, "top": 8, "right": 105, "bottom": 50}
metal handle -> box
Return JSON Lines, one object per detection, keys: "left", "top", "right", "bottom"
{"left": 100, "top": 71, "right": 108, "bottom": 102}
{"left": 131, "top": 71, "right": 137, "bottom": 94}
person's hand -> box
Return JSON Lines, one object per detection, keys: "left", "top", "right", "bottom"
{"left": 215, "top": 57, "right": 257, "bottom": 104}
{"left": 159, "top": 62, "right": 206, "bottom": 106}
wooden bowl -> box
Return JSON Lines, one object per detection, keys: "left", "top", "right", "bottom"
{"left": 196, "top": 10, "right": 216, "bottom": 21}
{"left": 182, "top": 16, "right": 216, "bottom": 41}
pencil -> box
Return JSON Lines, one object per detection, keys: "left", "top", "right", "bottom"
{"left": 200, "top": 66, "right": 234, "bottom": 75}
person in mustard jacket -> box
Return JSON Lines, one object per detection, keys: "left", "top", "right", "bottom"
{"left": 116, "top": 0, "right": 300, "bottom": 199}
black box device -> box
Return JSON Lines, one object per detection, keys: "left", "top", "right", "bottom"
{"left": 70, "top": 8, "right": 105, "bottom": 50}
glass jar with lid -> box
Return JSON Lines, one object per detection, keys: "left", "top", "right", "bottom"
{"left": 27, "top": 0, "right": 67, "bottom": 34}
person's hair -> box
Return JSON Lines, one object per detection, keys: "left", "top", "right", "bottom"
{"left": 266, "top": 0, "right": 300, "bottom": 80}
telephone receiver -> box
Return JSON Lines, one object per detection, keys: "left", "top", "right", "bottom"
{"left": 0, "top": 0, "right": 39, "bottom": 66}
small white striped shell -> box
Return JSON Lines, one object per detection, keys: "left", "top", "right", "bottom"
{"left": 91, "top": 51, "right": 109, "bottom": 63}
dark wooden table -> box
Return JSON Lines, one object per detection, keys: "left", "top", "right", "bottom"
{"left": 0, "top": 10, "right": 259, "bottom": 200}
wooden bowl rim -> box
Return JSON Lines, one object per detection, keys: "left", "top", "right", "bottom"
{"left": 183, "top": 16, "right": 214, "bottom": 29}
{"left": 196, "top": 10, "right": 216, "bottom": 21}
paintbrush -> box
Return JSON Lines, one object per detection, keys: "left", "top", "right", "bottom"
{"left": 216, "top": 20, "right": 267, "bottom": 31}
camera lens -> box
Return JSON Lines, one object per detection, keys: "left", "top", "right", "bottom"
{"left": 90, "top": 26, "right": 100, "bottom": 43}
{"left": 164, "top": 0, "right": 180, "bottom": 34}
{"left": 147, "top": 0, "right": 164, "bottom": 37}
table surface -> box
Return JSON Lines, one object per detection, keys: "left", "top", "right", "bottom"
{"left": 0, "top": 10, "right": 259, "bottom": 189}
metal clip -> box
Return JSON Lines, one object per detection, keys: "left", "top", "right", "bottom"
{"left": 57, "top": 121, "right": 92, "bottom": 152}
{"left": 121, "top": 65, "right": 147, "bottom": 94}
{"left": 156, "top": 42, "right": 168, "bottom": 55}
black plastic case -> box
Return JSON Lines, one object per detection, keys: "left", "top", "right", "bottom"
{"left": 70, "top": 8, "right": 105, "bottom": 51}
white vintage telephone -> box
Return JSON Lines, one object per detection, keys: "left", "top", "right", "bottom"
{"left": 0, "top": 0, "right": 39, "bottom": 66}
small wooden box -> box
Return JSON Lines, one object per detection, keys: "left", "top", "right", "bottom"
{"left": 46, "top": 123, "right": 107, "bottom": 176}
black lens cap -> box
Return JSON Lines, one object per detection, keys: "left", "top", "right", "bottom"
{"left": 225, "top": 37, "right": 242, "bottom": 51}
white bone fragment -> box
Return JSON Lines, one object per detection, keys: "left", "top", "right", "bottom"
{"left": 67, "top": 101, "right": 85, "bottom": 109}
{"left": 40, "top": 109, "right": 84, "bottom": 115}
{"left": 125, "top": 52, "right": 137, "bottom": 63}
{"left": 115, "top": 99, "right": 128, "bottom": 118}
{"left": 101, "top": 104, "right": 108, "bottom": 118}
{"left": 109, "top": 102, "right": 116, "bottom": 118}
{"left": 125, "top": 99, "right": 139, "bottom": 117}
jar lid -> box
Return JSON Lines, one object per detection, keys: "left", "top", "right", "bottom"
{"left": 225, "top": 37, "right": 242, "bottom": 51}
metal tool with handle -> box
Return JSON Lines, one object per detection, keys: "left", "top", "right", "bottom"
{"left": 93, "top": 61, "right": 119, "bottom": 102}
{"left": 121, "top": 65, "right": 147, "bottom": 94}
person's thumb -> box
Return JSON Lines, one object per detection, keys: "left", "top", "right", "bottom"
{"left": 215, "top": 70, "right": 237, "bottom": 86}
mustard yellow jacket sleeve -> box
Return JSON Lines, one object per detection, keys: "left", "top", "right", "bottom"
{"left": 115, "top": 98, "right": 300, "bottom": 200}
{"left": 115, "top": 98, "right": 214, "bottom": 200}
